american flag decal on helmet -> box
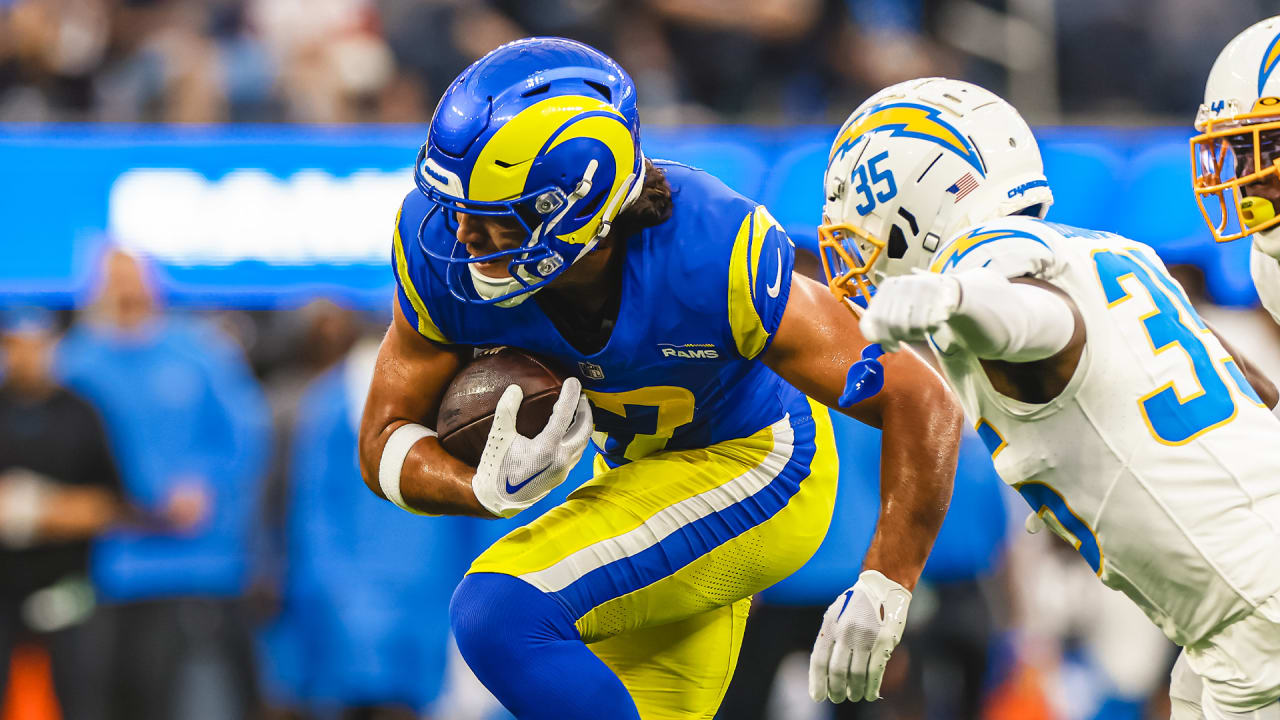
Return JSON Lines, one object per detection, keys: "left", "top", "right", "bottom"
{"left": 946, "top": 173, "right": 979, "bottom": 201}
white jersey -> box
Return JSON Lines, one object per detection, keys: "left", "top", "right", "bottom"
{"left": 927, "top": 216, "right": 1280, "bottom": 646}
{"left": 1251, "top": 242, "right": 1280, "bottom": 326}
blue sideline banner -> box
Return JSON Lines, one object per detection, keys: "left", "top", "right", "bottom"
{"left": 2, "top": 124, "right": 1242, "bottom": 308}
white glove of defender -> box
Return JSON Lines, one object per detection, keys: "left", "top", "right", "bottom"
{"left": 809, "top": 570, "right": 912, "bottom": 703}
{"left": 859, "top": 271, "right": 962, "bottom": 353}
{"left": 471, "top": 377, "right": 593, "bottom": 519}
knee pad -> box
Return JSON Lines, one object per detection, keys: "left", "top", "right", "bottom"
{"left": 449, "top": 573, "right": 640, "bottom": 720}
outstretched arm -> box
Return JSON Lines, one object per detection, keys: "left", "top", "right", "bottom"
{"left": 1208, "top": 321, "right": 1279, "bottom": 409}
{"left": 860, "top": 269, "right": 1088, "bottom": 405}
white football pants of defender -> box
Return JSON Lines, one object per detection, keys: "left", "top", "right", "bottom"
{"left": 1169, "top": 594, "right": 1280, "bottom": 720}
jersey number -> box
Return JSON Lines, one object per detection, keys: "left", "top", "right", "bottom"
{"left": 1017, "top": 481, "right": 1103, "bottom": 574}
{"left": 851, "top": 151, "right": 898, "bottom": 215}
{"left": 1093, "top": 249, "right": 1261, "bottom": 445}
{"left": 585, "top": 387, "right": 696, "bottom": 463}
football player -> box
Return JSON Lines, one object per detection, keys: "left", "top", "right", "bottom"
{"left": 355, "top": 38, "right": 963, "bottom": 719}
{"left": 823, "top": 77, "right": 1280, "bottom": 720}
{"left": 1193, "top": 16, "right": 1280, "bottom": 326}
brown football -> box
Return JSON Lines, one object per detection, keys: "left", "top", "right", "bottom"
{"left": 436, "top": 347, "right": 567, "bottom": 466}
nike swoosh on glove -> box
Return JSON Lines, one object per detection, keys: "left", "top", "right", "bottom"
{"left": 809, "top": 570, "right": 911, "bottom": 703}
{"left": 471, "top": 377, "right": 593, "bottom": 518}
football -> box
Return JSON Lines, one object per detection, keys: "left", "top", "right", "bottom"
{"left": 435, "top": 347, "right": 567, "bottom": 466}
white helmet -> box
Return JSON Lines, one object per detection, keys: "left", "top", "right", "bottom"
{"left": 819, "top": 77, "right": 1052, "bottom": 306}
{"left": 1193, "top": 16, "right": 1280, "bottom": 249}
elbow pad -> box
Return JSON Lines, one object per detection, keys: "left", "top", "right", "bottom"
{"left": 943, "top": 268, "right": 1076, "bottom": 362}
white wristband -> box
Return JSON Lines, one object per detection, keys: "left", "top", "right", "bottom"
{"left": 378, "top": 423, "right": 436, "bottom": 516}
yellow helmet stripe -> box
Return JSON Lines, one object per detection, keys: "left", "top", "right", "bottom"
{"left": 470, "top": 95, "right": 628, "bottom": 203}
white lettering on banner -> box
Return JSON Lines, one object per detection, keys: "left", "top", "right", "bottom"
{"left": 108, "top": 168, "right": 414, "bottom": 265}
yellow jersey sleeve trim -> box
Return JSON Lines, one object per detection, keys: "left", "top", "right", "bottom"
{"left": 728, "top": 206, "right": 779, "bottom": 359}
{"left": 392, "top": 209, "right": 449, "bottom": 344}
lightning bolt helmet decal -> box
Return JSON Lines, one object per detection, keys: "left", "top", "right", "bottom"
{"left": 1261, "top": 31, "right": 1280, "bottom": 95}
{"left": 828, "top": 102, "right": 986, "bottom": 177}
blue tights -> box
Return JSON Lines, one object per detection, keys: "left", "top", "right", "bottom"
{"left": 450, "top": 572, "right": 641, "bottom": 720}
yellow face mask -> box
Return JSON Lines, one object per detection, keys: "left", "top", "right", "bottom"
{"left": 1191, "top": 105, "right": 1280, "bottom": 242}
{"left": 817, "top": 218, "right": 884, "bottom": 311}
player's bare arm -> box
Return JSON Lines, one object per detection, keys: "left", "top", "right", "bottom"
{"left": 357, "top": 301, "right": 490, "bottom": 517}
{"left": 768, "top": 272, "right": 960, "bottom": 704}
{"left": 1206, "top": 321, "right": 1279, "bottom": 408}
{"left": 764, "top": 271, "right": 962, "bottom": 590}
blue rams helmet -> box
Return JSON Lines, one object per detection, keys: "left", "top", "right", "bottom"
{"left": 415, "top": 37, "right": 645, "bottom": 306}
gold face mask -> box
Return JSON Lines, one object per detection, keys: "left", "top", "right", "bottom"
{"left": 817, "top": 218, "right": 885, "bottom": 311}
{"left": 1191, "top": 101, "right": 1280, "bottom": 243}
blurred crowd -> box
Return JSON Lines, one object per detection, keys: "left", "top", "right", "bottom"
{"left": 10, "top": 244, "right": 1280, "bottom": 720}
{"left": 4, "top": 0, "right": 1280, "bottom": 126}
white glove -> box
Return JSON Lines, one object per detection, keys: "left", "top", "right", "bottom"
{"left": 471, "top": 376, "right": 593, "bottom": 518}
{"left": 859, "top": 272, "right": 961, "bottom": 352}
{"left": 809, "top": 570, "right": 912, "bottom": 703}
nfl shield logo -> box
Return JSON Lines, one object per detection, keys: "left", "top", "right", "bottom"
{"left": 579, "top": 361, "right": 605, "bottom": 380}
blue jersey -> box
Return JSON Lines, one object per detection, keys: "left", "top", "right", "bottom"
{"left": 392, "top": 161, "right": 810, "bottom": 467}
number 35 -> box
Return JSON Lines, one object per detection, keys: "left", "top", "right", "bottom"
{"left": 851, "top": 150, "right": 898, "bottom": 215}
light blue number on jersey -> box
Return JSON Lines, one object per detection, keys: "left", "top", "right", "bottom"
{"left": 1093, "top": 249, "right": 1260, "bottom": 445}
{"left": 1017, "top": 481, "right": 1103, "bottom": 574}
{"left": 851, "top": 151, "right": 898, "bottom": 215}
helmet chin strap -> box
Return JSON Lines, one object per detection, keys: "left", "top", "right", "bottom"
{"left": 593, "top": 156, "right": 647, "bottom": 243}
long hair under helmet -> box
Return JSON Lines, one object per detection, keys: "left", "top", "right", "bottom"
{"left": 415, "top": 37, "right": 645, "bottom": 307}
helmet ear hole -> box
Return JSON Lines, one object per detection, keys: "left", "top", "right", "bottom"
{"left": 887, "top": 224, "right": 909, "bottom": 259}
{"left": 574, "top": 186, "right": 608, "bottom": 220}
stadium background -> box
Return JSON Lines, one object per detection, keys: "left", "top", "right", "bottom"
{"left": 4, "top": 0, "right": 1280, "bottom": 719}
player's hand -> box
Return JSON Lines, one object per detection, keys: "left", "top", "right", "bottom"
{"left": 809, "top": 570, "right": 911, "bottom": 704}
{"left": 859, "top": 272, "right": 961, "bottom": 352}
{"left": 471, "top": 377, "right": 593, "bottom": 518}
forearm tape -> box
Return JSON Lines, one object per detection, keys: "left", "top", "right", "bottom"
{"left": 377, "top": 423, "right": 437, "bottom": 515}
{"left": 946, "top": 271, "right": 1075, "bottom": 362}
